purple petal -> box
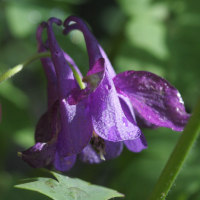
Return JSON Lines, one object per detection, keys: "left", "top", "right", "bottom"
{"left": 119, "top": 94, "right": 147, "bottom": 152}
{"left": 68, "top": 87, "right": 90, "bottom": 105}
{"left": 62, "top": 22, "right": 116, "bottom": 79}
{"left": 134, "top": 109, "right": 159, "bottom": 129}
{"left": 98, "top": 45, "right": 116, "bottom": 79}
{"left": 68, "top": 58, "right": 105, "bottom": 105}
{"left": 118, "top": 94, "right": 136, "bottom": 124}
{"left": 36, "top": 23, "right": 58, "bottom": 109}
{"left": 47, "top": 18, "right": 93, "bottom": 156}
{"left": 54, "top": 151, "right": 77, "bottom": 172}
{"left": 35, "top": 100, "right": 62, "bottom": 143}
{"left": 19, "top": 136, "right": 57, "bottom": 168}
{"left": 64, "top": 16, "right": 102, "bottom": 69}
{"left": 49, "top": 100, "right": 62, "bottom": 138}
{"left": 90, "top": 71, "right": 141, "bottom": 141}
{"left": 124, "top": 132, "right": 147, "bottom": 153}
{"left": 104, "top": 140, "right": 123, "bottom": 160}
{"left": 35, "top": 112, "right": 51, "bottom": 143}
{"left": 78, "top": 141, "right": 123, "bottom": 164}
{"left": 119, "top": 93, "right": 157, "bottom": 129}
{"left": 47, "top": 18, "right": 76, "bottom": 98}
{"left": 78, "top": 144, "right": 102, "bottom": 164}
{"left": 113, "top": 71, "right": 190, "bottom": 131}
{"left": 57, "top": 98, "right": 93, "bottom": 157}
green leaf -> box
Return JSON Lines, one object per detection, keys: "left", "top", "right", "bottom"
{"left": 14, "top": 171, "right": 124, "bottom": 200}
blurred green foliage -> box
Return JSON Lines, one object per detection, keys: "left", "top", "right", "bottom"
{"left": 0, "top": 0, "right": 200, "bottom": 199}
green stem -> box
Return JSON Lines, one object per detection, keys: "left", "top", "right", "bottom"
{"left": 148, "top": 97, "right": 200, "bottom": 200}
{"left": 69, "top": 65, "right": 85, "bottom": 89}
{"left": 0, "top": 52, "right": 86, "bottom": 90}
{"left": 0, "top": 52, "right": 51, "bottom": 83}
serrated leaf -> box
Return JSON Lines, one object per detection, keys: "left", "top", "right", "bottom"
{"left": 14, "top": 171, "right": 124, "bottom": 200}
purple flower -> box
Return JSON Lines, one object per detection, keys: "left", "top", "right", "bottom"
{"left": 19, "top": 16, "right": 190, "bottom": 171}
{"left": 63, "top": 16, "right": 189, "bottom": 142}
{"left": 19, "top": 18, "right": 138, "bottom": 171}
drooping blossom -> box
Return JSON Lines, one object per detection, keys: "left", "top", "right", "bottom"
{"left": 19, "top": 16, "right": 190, "bottom": 171}
{"left": 19, "top": 17, "right": 141, "bottom": 171}
{"left": 63, "top": 16, "right": 190, "bottom": 158}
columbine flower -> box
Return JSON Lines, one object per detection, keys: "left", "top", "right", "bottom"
{"left": 63, "top": 16, "right": 190, "bottom": 156}
{"left": 19, "top": 17, "right": 139, "bottom": 171}
{"left": 19, "top": 16, "right": 189, "bottom": 171}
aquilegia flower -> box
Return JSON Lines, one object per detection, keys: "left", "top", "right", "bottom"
{"left": 19, "top": 16, "right": 190, "bottom": 172}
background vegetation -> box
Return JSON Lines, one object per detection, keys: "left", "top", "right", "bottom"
{"left": 0, "top": 0, "right": 200, "bottom": 199}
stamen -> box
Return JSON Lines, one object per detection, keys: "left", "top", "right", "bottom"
{"left": 90, "top": 132, "right": 106, "bottom": 161}
{"left": 100, "top": 151, "right": 106, "bottom": 161}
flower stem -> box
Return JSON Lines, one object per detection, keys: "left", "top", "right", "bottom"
{"left": 69, "top": 64, "right": 86, "bottom": 89}
{"left": 0, "top": 52, "right": 51, "bottom": 83}
{"left": 148, "top": 97, "right": 200, "bottom": 200}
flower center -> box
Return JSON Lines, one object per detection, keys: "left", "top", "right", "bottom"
{"left": 90, "top": 131, "right": 106, "bottom": 161}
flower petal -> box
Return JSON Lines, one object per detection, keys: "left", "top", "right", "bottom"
{"left": 68, "top": 58, "right": 105, "bottom": 105}
{"left": 48, "top": 100, "right": 62, "bottom": 137}
{"left": 78, "top": 144, "right": 102, "bottom": 164}
{"left": 113, "top": 71, "right": 190, "bottom": 131}
{"left": 47, "top": 18, "right": 76, "bottom": 98}
{"left": 47, "top": 18, "right": 93, "bottom": 156}
{"left": 19, "top": 136, "right": 57, "bottom": 168}
{"left": 64, "top": 16, "right": 102, "bottom": 69}
{"left": 78, "top": 141, "right": 123, "bottom": 164}
{"left": 98, "top": 45, "right": 116, "bottom": 79}
{"left": 35, "top": 111, "right": 51, "bottom": 143}
{"left": 36, "top": 23, "right": 58, "bottom": 109}
{"left": 20, "top": 101, "right": 62, "bottom": 168}
{"left": 91, "top": 71, "right": 141, "bottom": 141}
{"left": 63, "top": 22, "right": 116, "bottom": 79}
{"left": 119, "top": 93, "right": 158, "bottom": 129}
{"left": 57, "top": 98, "right": 93, "bottom": 157}
{"left": 124, "top": 132, "right": 147, "bottom": 153}
{"left": 104, "top": 140, "right": 123, "bottom": 160}
{"left": 118, "top": 94, "right": 136, "bottom": 124}
{"left": 54, "top": 151, "right": 77, "bottom": 172}
{"left": 119, "top": 94, "right": 147, "bottom": 152}
{"left": 134, "top": 109, "right": 159, "bottom": 129}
